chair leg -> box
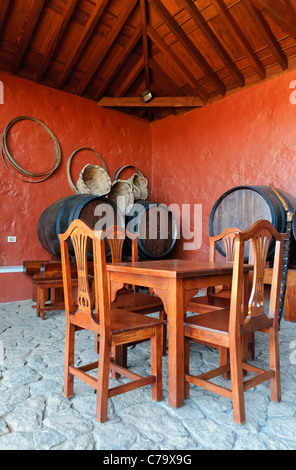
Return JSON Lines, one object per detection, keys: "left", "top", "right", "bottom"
{"left": 64, "top": 323, "right": 75, "bottom": 398}
{"left": 159, "top": 311, "right": 167, "bottom": 355}
{"left": 150, "top": 325, "right": 163, "bottom": 402}
{"left": 94, "top": 333, "right": 99, "bottom": 354}
{"left": 269, "top": 326, "right": 281, "bottom": 403}
{"left": 184, "top": 337, "right": 190, "bottom": 399}
{"left": 229, "top": 336, "right": 245, "bottom": 424}
{"left": 96, "top": 336, "right": 111, "bottom": 423}
{"left": 219, "top": 347, "right": 230, "bottom": 380}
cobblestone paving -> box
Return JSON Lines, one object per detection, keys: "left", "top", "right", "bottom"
{"left": 1, "top": 300, "right": 296, "bottom": 450}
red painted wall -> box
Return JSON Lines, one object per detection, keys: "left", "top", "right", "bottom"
{"left": 0, "top": 72, "right": 152, "bottom": 301}
{"left": 1, "top": 69, "right": 296, "bottom": 302}
{"left": 151, "top": 70, "right": 296, "bottom": 262}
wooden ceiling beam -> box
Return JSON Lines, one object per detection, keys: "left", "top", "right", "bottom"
{"left": 0, "top": 0, "right": 10, "bottom": 32}
{"left": 147, "top": 24, "right": 208, "bottom": 102}
{"left": 242, "top": 0, "right": 288, "bottom": 70}
{"left": 249, "top": 0, "right": 296, "bottom": 40}
{"left": 98, "top": 96, "right": 205, "bottom": 107}
{"left": 95, "top": 24, "right": 142, "bottom": 101}
{"left": 147, "top": 0, "right": 226, "bottom": 96}
{"left": 77, "top": 0, "right": 138, "bottom": 96}
{"left": 140, "top": 0, "right": 151, "bottom": 89}
{"left": 36, "top": 0, "right": 79, "bottom": 82}
{"left": 57, "top": 0, "right": 109, "bottom": 89}
{"left": 115, "top": 56, "right": 145, "bottom": 97}
{"left": 176, "top": 0, "right": 245, "bottom": 87}
{"left": 212, "top": 0, "right": 266, "bottom": 79}
{"left": 12, "top": 0, "right": 46, "bottom": 74}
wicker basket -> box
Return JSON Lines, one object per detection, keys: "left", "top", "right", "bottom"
{"left": 67, "top": 147, "right": 111, "bottom": 195}
{"left": 107, "top": 179, "right": 134, "bottom": 215}
{"left": 113, "top": 165, "right": 149, "bottom": 200}
{"left": 76, "top": 164, "right": 111, "bottom": 196}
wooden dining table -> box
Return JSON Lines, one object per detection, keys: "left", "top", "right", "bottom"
{"left": 107, "top": 259, "right": 252, "bottom": 408}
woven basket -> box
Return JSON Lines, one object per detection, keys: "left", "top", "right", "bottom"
{"left": 108, "top": 179, "right": 134, "bottom": 215}
{"left": 67, "top": 147, "right": 111, "bottom": 195}
{"left": 76, "top": 164, "right": 111, "bottom": 196}
{"left": 113, "top": 165, "right": 149, "bottom": 200}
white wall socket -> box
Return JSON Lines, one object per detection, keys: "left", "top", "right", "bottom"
{"left": 8, "top": 236, "right": 17, "bottom": 243}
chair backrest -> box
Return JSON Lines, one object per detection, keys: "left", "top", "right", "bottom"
{"left": 209, "top": 228, "right": 242, "bottom": 263}
{"left": 59, "top": 219, "right": 109, "bottom": 331}
{"left": 229, "top": 220, "right": 285, "bottom": 335}
{"left": 104, "top": 225, "right": 138, "bottom": 263}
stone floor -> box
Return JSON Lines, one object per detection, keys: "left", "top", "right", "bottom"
{"left": 1, "top": 300, "right": 296, "bottom": 450}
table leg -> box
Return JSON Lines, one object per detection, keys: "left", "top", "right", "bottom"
{"left": 168, "top": 278, "right": 185, "bottom": 408}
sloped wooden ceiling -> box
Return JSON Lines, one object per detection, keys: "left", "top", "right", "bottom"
{"left": 0, "top": 0, "right": 296, "bottom": 120}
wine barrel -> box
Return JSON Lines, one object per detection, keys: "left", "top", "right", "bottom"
{"left": 125, "top": 200, "right": 177, "bottom": 259}
{"left": 37, "top": 195, "right": 124, "bottom": 258}
{"left": 209, "top": 185, "right": 296, "bottom": 260}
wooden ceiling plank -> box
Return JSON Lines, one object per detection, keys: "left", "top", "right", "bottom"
{"left": 147, "top": 0, "right": 226, "bottom": 95}
{"left": 212, "top": 0, "right": 266, "bottom": 79}
{"left": 150, "top": 57, "right": 186, "bottom": 95}
{"left": 57, "top": 0, "right": 109, "bottom": 89}
{"left": 95, "top": 24, "right": 142, "bottom": 100}
{"left": 98, "top": 96, "right": 205, "bottom": 107}
{"left": 77, "top": 0, "right": 138, "bottom": 96}
{"left": 176, "top": 0, "right": 245, "bottom": 87}
{"left": 147, "top": 24, "right": 208, "bottom": 102}
{"left": 115, "top": 56, "right": 145, "bottom": 97}
{"left": 140, "top": 0, "right": 151, "bottom": 89}
{"left": 249, "top": 0, "right": 296, "bottom": 40}
{"left": 242, "top": 0, "right": 288, "bottom": 70}
{"left": 12, "top": 0, "right": 46, "bottom": 74}
{"left": 36, "top": 0, "right": 79, "bottom": 82}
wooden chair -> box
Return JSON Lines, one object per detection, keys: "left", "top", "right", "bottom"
{"left": 32, "top": 263, "right": 76, "bottom": 320}
{"left": 188, "top": 227, "right": 242, "bottom": 314}
{"left": 95, "top": 225, "right": 166, "bottom": 363}
{"left": 184, "top": 220, "right": 284, "bottom": 424}
{"left": 59, "top": 219, "right": 165, "bottom": 423}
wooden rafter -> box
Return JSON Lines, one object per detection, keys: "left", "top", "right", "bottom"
{"left": 140, "top": 0, "right": 151, "bottom": 89}
{"left": 57, "top": 0, "right": 109, "bottom": 89}
{"left": 249, "top": 0, "right": 296, "bottom": 40}
{"left": 98, "top": 96, "right": 205, "bottom": 107}
{"left": 147, "top": 0, "right": 226, "bottom": 95}
{"left": 115, "top": 56, "right": 145, "bottom": 97}
{"left": 77, "top": 0, "right": 138, "bottom": 96}
{"left": 147, "top": 24, "right": 208, "bottom": 102}
{"left": 176, "top": 0, "right": 245, "bottom": 87}
{"left": 212, "top": 0, "right": 266, "bottom": 80}
{"left": 95, "top": 24, "right": 142, "bottom": 101}
{"left": 0, "top": 0, "right": 10, "bottom": 32}
{"left": 36, "top": 0, "right": 79, "bottom": 82}
{"left": 12, "top": 0, "right": 46, "bottom": 74}
{"left": 242, "top": 0, "right": 288, "bottom": 71}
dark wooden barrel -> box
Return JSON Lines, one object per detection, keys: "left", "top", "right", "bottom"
{"left": 125, "top": 200, "right": 177, "bottom": 259}
{"left": 209, "top": 185, "right": 296, "bottom": 260}
{"left": 37, "top": 195, "right": 124, "bottom": 258}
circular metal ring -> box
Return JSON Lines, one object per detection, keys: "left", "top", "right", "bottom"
{"left": 1, "top": 116, "right": 61, "bottom": 183}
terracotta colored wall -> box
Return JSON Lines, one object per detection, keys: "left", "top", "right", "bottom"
{"left": 151, "top": 70, "right": 296, "bottom": 262}
{"left": 1, "top": 68, "right": 296, "bottom": 302}
{"left": 0, "top": 72, "right": 152, "bottom": 301}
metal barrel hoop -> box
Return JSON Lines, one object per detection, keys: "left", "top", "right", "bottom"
{"left": 1, "top": 116, "right": 61, "bottom": 183}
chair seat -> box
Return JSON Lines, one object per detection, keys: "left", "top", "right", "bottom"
{"left": 185, "top": 309, "right": 230, "bottom": 334}
{"left": 116, "top": 292, "right": 163, "bottom": 312}
{"left": 110, "top": 308, "right": 166, "bottom": 335}
{"left": 189, "top": 295, "right": 230, "bottom": 309}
